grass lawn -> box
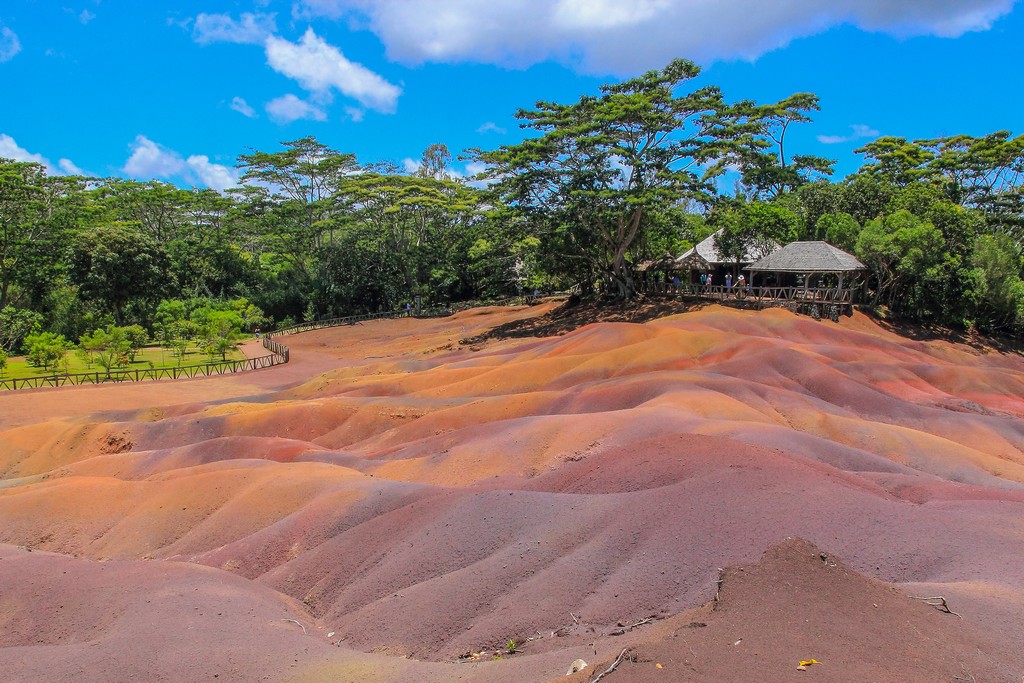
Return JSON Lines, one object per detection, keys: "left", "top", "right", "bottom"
{"left": 0, "top": 345, "right": 248, "bottom": 380}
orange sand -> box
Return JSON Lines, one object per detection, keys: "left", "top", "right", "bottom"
{"left": 2, "top": 303, "right": 1024, "bottom": 682}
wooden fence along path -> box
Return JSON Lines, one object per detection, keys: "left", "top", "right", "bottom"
{"left": 0, "top": 296, "right": 539, "bottom": 392}
{"left": 0, "top": 346, "right": 287, "bottom": 391}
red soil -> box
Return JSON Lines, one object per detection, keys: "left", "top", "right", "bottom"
{"left": 2, "top": 303, "right": 1024, "bottom": 682}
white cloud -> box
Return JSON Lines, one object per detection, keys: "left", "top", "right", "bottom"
{"left": 344, "top": 106, "right": 365, "bottom": 122}
{"left": 292, "top": 0, "right": 349, "bottom": 20}
{"left": 402, "top": 158, "right": 421, "bottom": 174}
{"left": 476, "top": 121, "right": 507, "bottom": 135}
{"left": 230, "top": 96, "right": 257, "bottom": 118}
{"left": 167, "top": 15, "right": 193, "bottom": 31}
{"left": 193, "top": 12, "right": 277, "bottom": 45}
{"left": 265, "top": 93, "right": 328, "bottom": 124}
{"left": 0, "top": 25, "right": 21, "bottom": 62}
{"left": 551, "top": 0, "right": 670, "bottom": 30}
{"left": 850, "top": 124, "right": 880, "bottom": 138}
{"left": 121, "top": 136, "right": 240, "bottom": 191}
{"left": 294, "top": 0, "right": 1015, "bottom": 73}
{"left": 463, "top": 160, "right": 495, "bottom": 188}
{"left": 265, "top": 28, "right": 401, "bottom": 112}
{"left": 123, "top": 135, "right": 186, "bottom": 178}
{"left": 0, "top": 133, "right": 84, "bottom": 176}
{"left": 817, "top": 123, "right": 880, "bottom": 144}
{"left": 58, "top": 158, "right": 84, "bottom": 175}
{"left": 186, "top": 155, "right": 240, "bottom": 192}
{"left": 79, "top": 10, "right": 96, "bottom": 25}
{"left": 0, "top": 133, "right": 50, "bottom": 167}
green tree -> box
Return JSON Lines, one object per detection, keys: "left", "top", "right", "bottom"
{"left": 969, "top": 233, "right": 1024, "bottom": 332}
{"left": 95, "top": 179, "right": 191, "bottom": 244}
{"left": 840, "top": 174, "right": 895, "bottom": 225}
{"left": 0, "top": 348, "right": 7, "bottom": 378}
{"left": 77, "top": 328, "right": 106, "bottom": 367}
{"left": 855, "top": 210, "right": 945, "bottom": 315}
{"left": 918, "top": 131, "right": 1024, "bottom": 214}
{"left": 237, "top": 136, "right": 359, "bottom": 266}
{"left": 795, "top": 181, "right": 844, "bottom": 238}
{"left": 475, "top": 58, "right": 727, "bottom": 297}
{"left": 166, "top": 320, "right": 197, "bottom": 364}
{"left": 24, "top": 331, "right": 71, "bottom": 372}
{"left": 70, "top": 224, "right": 168, "bottom": 324}
{"left": 854, "top": 137, "right": 935, "bottom": 187}
{"left": 201, "top": 311, "right": 242, "bottom": 361}
{"left": 344, "top": 170, "right": 483, "bottom": 302}
{"left": 0, "top": 305, "right": 42, "bottom": 353}
{"left": 730, "top": 93, "right": 835, "bottom": 199}
{"left": 0, "top": 160, "right": 46, "bottom": 311}
{"left": 713, "top": 201, "right": 800, "bottom": 275}
{"left": 121, "top": 324, "right": 149, "bottom": 362}
{"left": 80, "top": 326, "right": 131, "bottom": 374}
{"left": 417, "top": 143, "right": 453, "bottom": 180}
{"left": 814, "top": 212, "right": 861, "bottom": 251}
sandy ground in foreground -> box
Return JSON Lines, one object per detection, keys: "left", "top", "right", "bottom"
{"left": 2, "top": 303, "right": 1023, "bottom": 682}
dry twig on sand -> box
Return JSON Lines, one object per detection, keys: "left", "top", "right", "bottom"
{"left": 590, "top": 648, "right": 634, "bottom": 683}
{"left": 553, "top": 612, "right": 583, "bottom": 637}
{"left": 280, "top": 618, "right": 307, "bottom": 634}
{"left": 910, "top": 595, "right": 963, "bottom": 619}
{"left": 609, "top": 615, "right": 656, "bottom": 636}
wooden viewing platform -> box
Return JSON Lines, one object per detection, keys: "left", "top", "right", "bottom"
{"left": 641, "top": 283, "right": 856, "bottom": 318}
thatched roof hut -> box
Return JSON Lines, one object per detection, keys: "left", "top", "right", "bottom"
{"left": 745, "top": 241, "right": 865, "bottom": 274}
{"left": 746, "top": 241, "right": 865, "bottom": 289}
{"left": 676, "top": 228, "right": 778, "bottom": 271}
{"left": 635, "top": 253, "right": 678, "bottom": 273}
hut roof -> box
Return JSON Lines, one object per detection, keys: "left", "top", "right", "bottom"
{"left": 746, "top": 241, "right": 866, "bottom": 273}
{"left": 676, "top": 228, "right": 777, "bottom": 270}
{"left": 635, "top": 253, "right": 677, "bottom": 272}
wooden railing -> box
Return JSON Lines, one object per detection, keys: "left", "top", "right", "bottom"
{"left": 640, "top": 282, "right": 853, "bottom": 302}
{"left": 0, "top": 351, "right": 287, "bottom": 391}
{"left": 268, "top": 309, "right": 409, "bottom": 337}
{"left": 685, "top": 285, "right": 855, "bottom": 304}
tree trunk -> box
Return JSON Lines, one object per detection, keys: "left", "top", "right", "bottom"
{"left": 608, "top": 207, "right": 644, "bottom": 300}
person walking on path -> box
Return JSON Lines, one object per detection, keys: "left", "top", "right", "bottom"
{"left": 737, "top": 274, "right": 746, "bottom": 299}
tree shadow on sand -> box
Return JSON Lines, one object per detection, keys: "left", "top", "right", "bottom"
{"left": 461, "top": 295, "right": 713, "bottom": 345}
{"left": 465, "top": 296, "right": 1024, "bottom": 360}
{"left": 863, "top": 307, "right": 1024, "bottom": 356}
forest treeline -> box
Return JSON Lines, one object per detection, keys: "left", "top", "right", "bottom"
{"left": 2, "top": 58, "right": 1023, "bottom": 359}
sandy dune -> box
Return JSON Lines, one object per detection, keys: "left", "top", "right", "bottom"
{"left": 2, "top": 303, "right": 1023, "bottom": 681}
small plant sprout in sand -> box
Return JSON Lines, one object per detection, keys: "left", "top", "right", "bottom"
{"left": 506, "top": 638, "right": 518, "bottom": 654}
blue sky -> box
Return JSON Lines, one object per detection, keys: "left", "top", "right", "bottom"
{"left": 1, "top": 0, "right": 1021, "bottom": 191}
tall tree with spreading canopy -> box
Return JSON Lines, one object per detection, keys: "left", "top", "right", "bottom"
{"left": 854, "top": 137, "right": 936, "bottom": 188}
{"left": 473, "top": 58, "right": 727, "bottom": 298}
{"left": 237, "top": 136, "right": 359, "bottom": 268}
{"left": 728, "top": 93, "right": 835, "bottom": 199}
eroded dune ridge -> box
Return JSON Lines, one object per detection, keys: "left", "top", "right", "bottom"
{"left": 2, "top": 304, "right": 1024, "bottom": 682}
